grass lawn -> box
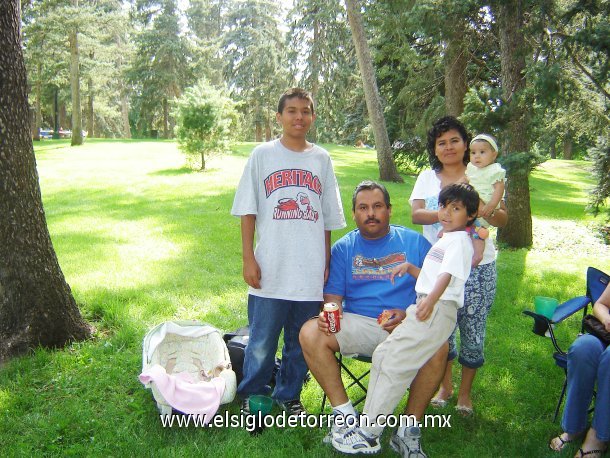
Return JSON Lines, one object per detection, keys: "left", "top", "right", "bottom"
{"left": 1, "top": 138, "right": 609, "bottom": 457}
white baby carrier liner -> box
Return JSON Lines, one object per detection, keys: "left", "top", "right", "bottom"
{"left": 142, "top": 320, "right": 236, "bottom": 415}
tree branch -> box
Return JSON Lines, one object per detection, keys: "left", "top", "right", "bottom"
{"left": 546, "top": 29, "right": 610, "bottom": 100}
{"left": 564, "top": 44, "right": 610, "bottom": 100}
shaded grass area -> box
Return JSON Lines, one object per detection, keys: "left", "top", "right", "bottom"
{"left": 1, "top": 142, "right": 609, "bottom": 456}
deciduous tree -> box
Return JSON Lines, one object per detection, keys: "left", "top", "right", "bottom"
{"left": 345, "top": 0, "right": 402, "bottom": 182}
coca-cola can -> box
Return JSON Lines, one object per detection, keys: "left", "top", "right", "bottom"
{"left": 323, "top": 302, "right": 341, "bottom": 333}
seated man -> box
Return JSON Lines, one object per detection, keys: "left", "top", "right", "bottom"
{"left": 299, "top": 180, "right": 447, "bottom": 457}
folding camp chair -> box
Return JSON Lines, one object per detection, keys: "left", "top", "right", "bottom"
{"left": 320, "top": 354, "right": 372, "bottom": 412}
{"left": 523, "top": 266, "right": 610, "bottom": 421}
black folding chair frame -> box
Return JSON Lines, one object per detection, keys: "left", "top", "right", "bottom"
{"left": 523, "top": 266, "right": 609, "bottom": 422}
{"left": 320, "top": 354, "right": 372, "bottom": 413}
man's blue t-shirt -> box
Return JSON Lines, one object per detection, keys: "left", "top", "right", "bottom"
{"left": 324, "top": 225, "right": 432, "bottom": 319}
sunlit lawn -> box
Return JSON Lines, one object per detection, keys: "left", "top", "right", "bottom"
{"left": 0, "top": 138, "right": 608, "bottom": 456}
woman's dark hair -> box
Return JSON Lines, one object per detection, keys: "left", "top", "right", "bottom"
{"left": 438, "top": 183, "right": 480, "bottom": 226}
{"left": 352, "top": 180, "right": 391, "bottom": 211}
{"left": 426, "top": 116, "right": 471, "bottom": 171}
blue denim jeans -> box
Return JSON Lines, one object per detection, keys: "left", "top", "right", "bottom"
{"left": 562, "top": 334, "right": 610, "bottom": 441}
{"left": 237, "top": 294, "right": 320, "bottom": 403}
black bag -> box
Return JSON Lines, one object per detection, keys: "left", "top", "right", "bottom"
{"left": 583, "top": 314, "right": 610, "bottom": 345}
{"left": 223, "top": 326, "right": 281, "bottom": 387}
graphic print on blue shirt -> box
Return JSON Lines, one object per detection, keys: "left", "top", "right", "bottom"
{"left": 352, "top": 252, "right": 406, "bottom": 280}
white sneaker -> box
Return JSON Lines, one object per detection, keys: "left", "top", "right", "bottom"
{"left": 323, "top": 414, "right": 357, "bottom": 444}
{"left": 390, "top": 427, "right": 427, "bottom": 458}
{"left": 331, "top": 427, "right": 380, "bottom": 454}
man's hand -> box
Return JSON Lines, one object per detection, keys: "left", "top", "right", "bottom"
{"left": 243, "top": 257, "right": 261, "bottom": 289}
{"left": 381, "top": 308, "right": 406, "bottom": 333}
{"left": 317, "top": 306, "right": 344, "bottom": 336}
{"left": 415, "top": 299, "right": 434, "bottom": 321}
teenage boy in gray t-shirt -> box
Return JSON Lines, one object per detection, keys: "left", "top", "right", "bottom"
{"left": 231, "top": 88, "right": 346, "bottom": 415}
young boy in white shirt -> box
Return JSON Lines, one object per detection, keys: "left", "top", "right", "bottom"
{"left": 332, "top": 183, "right": 479, "bottom": 456}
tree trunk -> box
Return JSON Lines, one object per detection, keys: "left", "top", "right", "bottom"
{"left": 87, "top": 75, "right": 94, "bottom": 138}
{"left": 550, "top": 136, "right": 556, "bottom": 159}
{"left": 121, "top": 91, "right": 131, "bottom": 139}
{"left": 563, "top": 135, "right": 573, "bottom": 160}
{"left": 32, "top": 62, "right": 42, "bottom": 141}
{"left": 308, "top": 12, "right": 320, "bottom": 142}
{"left": 265, "top": 110, "right": 271, "bottom": 142}
{"left": 444, "top": 29, "right": 468, "bottom": 117}
{"left": 255, "top": 100, "right": 263, "bottom": 142}
{"left": 163, "top": 97, "right": 169, "bottom": 139}
{"left": 200, "top": 151, "right": 206, "bottom": 171}
{"left": 69, "top": 0, "right": 83, "bottom": 146}
{"left": 30, "top": 106, "right": 37, "bottom": 139}
{"left": 116, "top": 33, "right": 131, "bottom": 139}
{"left": 59, "top": 102, "right": 68, "bottom": 132}
{"left": 0, "top": 0, "right": 90, "bottom": 363}
{"left": 345, "top": 0, "right": 403, "bottom": 182}
{"left": 86, "top": 49, "right": 94, "bottom": 138}
{"left": 496, "top": 0, "right": 532, "bottom": 248}
{"left": 53, "top": 88, "right": 59, "bottom": 138}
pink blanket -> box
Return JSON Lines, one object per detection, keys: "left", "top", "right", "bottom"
{"left": 139, "top": 364, "right": 225, "bottom": 423}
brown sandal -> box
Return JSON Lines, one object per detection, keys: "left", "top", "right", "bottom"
{"left": 575, "top": 447, "right": 607, "bottom": 457}
{"left": 549, "top": 434, "right": 575, "bottom": 452}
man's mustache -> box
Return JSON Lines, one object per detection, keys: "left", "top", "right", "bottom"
{"left": 365, "top": 218, "right": 380, "bottom": 224}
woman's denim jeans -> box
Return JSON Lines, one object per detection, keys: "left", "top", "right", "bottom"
{"left": 562, "top": 334, "right": 610, "bottom": 441}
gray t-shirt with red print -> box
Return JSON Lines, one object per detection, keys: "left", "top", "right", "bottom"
{"left": 231, "top": 139, "right": 346, "bottom": 301}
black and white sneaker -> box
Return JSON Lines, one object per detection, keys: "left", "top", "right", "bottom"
{"left": 331, "top": 427, "right": 380, "bottom": 454}
{"left": 323, "top": 413, "right": 358, "bottom": 444}
{"left": 241, "top": 397, "right": 251, "bottom": 415}
{"left": 390, "top": 426, "right": 427, "bottom": 458}
{"left": 278, "top": 399, "right": 306, "bottom": 416}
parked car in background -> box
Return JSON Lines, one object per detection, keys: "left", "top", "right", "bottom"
{"left": 39, "top": 128, "right": 53, "bottom": 139}
{"left": 36, "top": 128, "right": 88, "bottom": 139}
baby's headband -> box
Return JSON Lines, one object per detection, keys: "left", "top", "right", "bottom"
{"left": 471, "top": 134, "right": 498, "bottom": 153}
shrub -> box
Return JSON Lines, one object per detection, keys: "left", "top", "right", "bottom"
{"left": 174, "top": 80, "right": 236, "bottom": 170}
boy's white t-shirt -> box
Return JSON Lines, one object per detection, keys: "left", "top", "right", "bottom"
{"left": 409, "top": 169, "right": 496, "bottom": 265}
{"left": 231, "top": 139, "right": 346, "bottom": 301}
{"left": 415, "top": 231, "right": 473, "bottom": 308}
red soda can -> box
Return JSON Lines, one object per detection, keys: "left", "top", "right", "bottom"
{"left": 323, "top": 302, "right": 341, "bottom": 333}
